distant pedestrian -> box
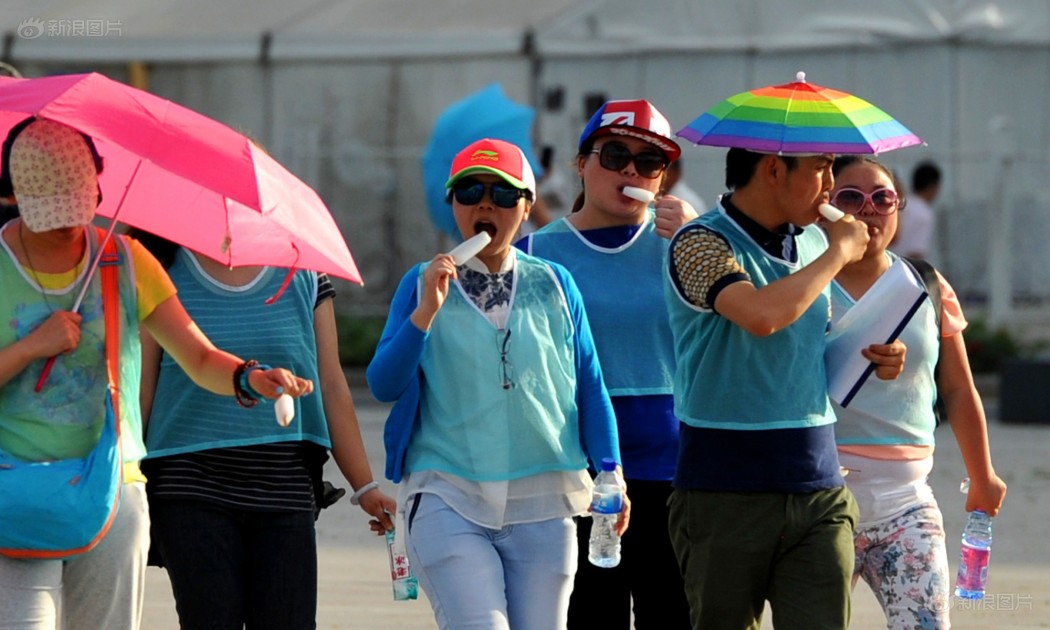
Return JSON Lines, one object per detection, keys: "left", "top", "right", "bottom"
{"left": 892, "top": 160, "right": 941, "bottom": 258}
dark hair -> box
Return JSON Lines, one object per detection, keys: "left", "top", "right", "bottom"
{"left": 832, "top": 155, "right": 908, "bottom": 212}
{"left": 724, "top": 148, "right": 797, "bottom": 190}
{"left": 0, "top": 117, "right": 105, "bottom": 203}
{"left": 126, "top": 228, "right": 180, "bottom": 269}
{"left": 911, "top": 161, "right": 942, "bottom": 193}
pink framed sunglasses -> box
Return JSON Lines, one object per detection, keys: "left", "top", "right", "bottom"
{"left": 830, "top": 187, "right": 899, "bottom": 215}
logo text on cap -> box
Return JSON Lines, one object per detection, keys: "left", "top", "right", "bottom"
{"left": 471, "top": 150, "right": 500, "bottom": 161}
{"left": 601, "top": 112, "right": 636, "bottom": 127}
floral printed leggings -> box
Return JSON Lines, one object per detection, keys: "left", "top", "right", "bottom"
{"left": 853, "top": 503, "right": 951, "bottom": 630}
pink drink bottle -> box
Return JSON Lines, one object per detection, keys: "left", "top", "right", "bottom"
{"left": 955, "top": 478, "right": 992, "bottom": 599}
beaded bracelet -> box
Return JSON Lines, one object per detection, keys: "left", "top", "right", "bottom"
{"left": 349, "top": 480, "right": 380, "bottom": 506}
{"left": 233, "top": 360, "right": 260, "bottom": 408}
{"left": 242, "top": 362, "right": 272, "bottom": 399}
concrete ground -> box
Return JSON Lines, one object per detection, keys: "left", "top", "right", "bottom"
{"left": 141, "top": 376, "right": 1050, "bottom": 629}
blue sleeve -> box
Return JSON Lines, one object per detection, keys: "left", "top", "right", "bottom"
{"left": 366, "top": 265, "right": 428, "bottom": 402}
{"left": 550, "top": 263, "right": 620, "bottom": 468}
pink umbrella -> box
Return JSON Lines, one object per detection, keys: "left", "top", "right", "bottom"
{"left": 0, "top": 72, "right": 361, "bottom": 284}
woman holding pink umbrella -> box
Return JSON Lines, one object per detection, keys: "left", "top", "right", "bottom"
{"left": 0, "top": 119, "right": 312, "bottom": 629}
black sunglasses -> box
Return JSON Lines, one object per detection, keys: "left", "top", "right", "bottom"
{"left": 590, "top": 142, "right": 669, "bottom": 179}
{"left": 450, "top": 179, "right": 530, "bottom": 209}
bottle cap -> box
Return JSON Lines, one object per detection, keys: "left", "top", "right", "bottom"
{"left": 600, "top": 457, "right": 617, "bottom": 472}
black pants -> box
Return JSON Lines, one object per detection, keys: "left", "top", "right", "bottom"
{"left": 151, "top": 499, "right": 318, "bottom": 630}
{"left": 568, "top": 479, "right": 691, "bottom": 630}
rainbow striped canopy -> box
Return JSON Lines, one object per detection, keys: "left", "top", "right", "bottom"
{"left": 676, "top": 72, "right": 923, "bottom": 155}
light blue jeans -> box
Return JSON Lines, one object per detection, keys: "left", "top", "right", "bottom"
{"left": 405, "top": 493, "right": 577, "bottom": 630}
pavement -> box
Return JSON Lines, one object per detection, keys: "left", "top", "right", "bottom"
{"left": 141, "top": 374, "right": 1050, "bottom": 629}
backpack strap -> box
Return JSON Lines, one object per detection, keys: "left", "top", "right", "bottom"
{"left": 903, "top": 256, "right": 946, "bottom": 426}
{"left": 97, "top": 227, "right": 122, "bottom": 439}
{"left": 904, "top": 257, "right": 941, "bottom": 331}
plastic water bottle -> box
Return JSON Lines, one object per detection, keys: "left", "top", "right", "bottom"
{"left": 588, "top": 458, "right": 624, "bottom": 568}
{"left": 955, "top": 478, "right": 993, "bottom": 599}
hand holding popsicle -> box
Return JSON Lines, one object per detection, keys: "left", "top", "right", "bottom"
{"left": 626, "top": 187, "right": 698, "bottom": 239}
{"left": 447, "top": 232, "right": 492, "bottom": 265}
{"left": 622, "top": 186, "right": 655, "bottom": 204}
{"left": 819, "top": 203, "right": 845, "bottom": 222}
{"left": 275, "top": 393, "right": 295, "bottom": 427}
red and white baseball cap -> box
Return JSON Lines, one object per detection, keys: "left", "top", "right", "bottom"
{"left": 446, "top": 138, "right": 536, "bottom": 197}
{"left": 579, "top": 99, "right": 681, "bottom": 161}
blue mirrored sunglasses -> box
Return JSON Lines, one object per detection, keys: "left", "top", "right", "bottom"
{"left": 450, "top": 179, "right": 529, "bottom": 209}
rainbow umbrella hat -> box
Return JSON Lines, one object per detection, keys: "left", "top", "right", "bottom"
{"left": 677, "top": 72, "right": 923, "bottom": 155}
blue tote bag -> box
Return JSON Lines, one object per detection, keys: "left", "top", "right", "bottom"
{"left": 0, "top": 232, "right": 124, "bottom": 559}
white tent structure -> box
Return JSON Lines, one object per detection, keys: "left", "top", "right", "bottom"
{"left": 4, "top": 0, "right": 1049, "bottom": 324}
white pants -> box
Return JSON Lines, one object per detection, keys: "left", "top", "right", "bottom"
{"left": 0, "top": 482, "right": 150, "bottom": 630}
{"left": 839, "top": 452, "right": 936, "bottom": 525}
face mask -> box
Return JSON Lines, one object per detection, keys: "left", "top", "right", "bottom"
{"left": 10, "top": 119, "right": 97, "bottom": 233}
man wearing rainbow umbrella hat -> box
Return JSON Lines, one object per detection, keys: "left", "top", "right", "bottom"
{"left": 663, "top": 73, "right": 921, "bottom": 630}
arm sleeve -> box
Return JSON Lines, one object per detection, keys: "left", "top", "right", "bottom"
{"left": 126, "top": 237, "right": 177, "bottom": 321}
{"left": 551, "top": 263, "right": 620, "bottom": 467}
{"left": 669, "top": 225, "right": 748, "bottom": 311}
{"left": 366, "top": 265, "right": 429, "bottom": 402}
{"left": 936, "top": 270, "right": 968, "bottom": 337}
{"left": 315, "top": 272, "right": 335, "bottom": 307}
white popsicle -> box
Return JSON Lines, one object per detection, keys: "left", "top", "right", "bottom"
{"left": 819, "top": 203, "right": 845, "bottom": 222}
{"left": 275, "top": 393, "right": 295, "bottom": 427}
{"left": 447, "top": 232, "right": 492, "bottom": 265}
{"left": 622, "top": 186, "right": 655, "bottom": 204}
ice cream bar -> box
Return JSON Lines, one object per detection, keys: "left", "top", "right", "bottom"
{"left": 819, "top": 203, "right": 845, "bottom": 222}
{"left": 448, "top": 232, "right": 492, "bottom": 265}
{"left": 275, "top": 393, "right": 295, "bottom": 427}
{"left": 622, "top": 186, "right": 655, "bottom": 203}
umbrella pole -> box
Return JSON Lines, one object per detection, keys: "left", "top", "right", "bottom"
{"left": 35, "top": 160, "right": 142, "bottom": 392}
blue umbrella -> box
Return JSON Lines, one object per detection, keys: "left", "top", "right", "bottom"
{"left": 421, "top": 83, "right": 542, "bottom": 239}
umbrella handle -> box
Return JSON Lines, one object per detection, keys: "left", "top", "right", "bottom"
{"left": 34, "top": 357, "right": 57, "bottom": 393}
{"left": 33, "top": 196, "right": 127, "bottom": 393}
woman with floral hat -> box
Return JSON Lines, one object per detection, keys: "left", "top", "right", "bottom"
{"left": 0, "top": 117, "right": 312, "bottom": 629}
{"left": 519, "top": 99, "right": 695, "bottom": 629}
{"left": 368, "top": 137, "right": 624, "bottom": 629}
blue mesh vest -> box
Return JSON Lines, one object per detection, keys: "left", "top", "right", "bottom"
{"left": 145, "top": 250, "right": 328, "bottom": 456}
{"left": 528, "top": 214, "right": 674, "bottom": 396}
{"left": 406, "top": 253, "right": 588, "bottom": 481}
{"left": 665, "top": 212, "right": 836, "bottom": 431}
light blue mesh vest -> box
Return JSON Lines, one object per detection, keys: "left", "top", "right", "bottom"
{"left": 528, "top": 214, "right": 674, "bottom": 396}
{"left": 406, "top": 253, "right": 588, "bottom": 481}
{"left": 145, "top": 250, "right": 328, "bottom": 456}
{"left": 665, "top": 211, "right": 835, "bottom": 431}
{"left": 831, "top": 254, "right": 939, "bottom": 445}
